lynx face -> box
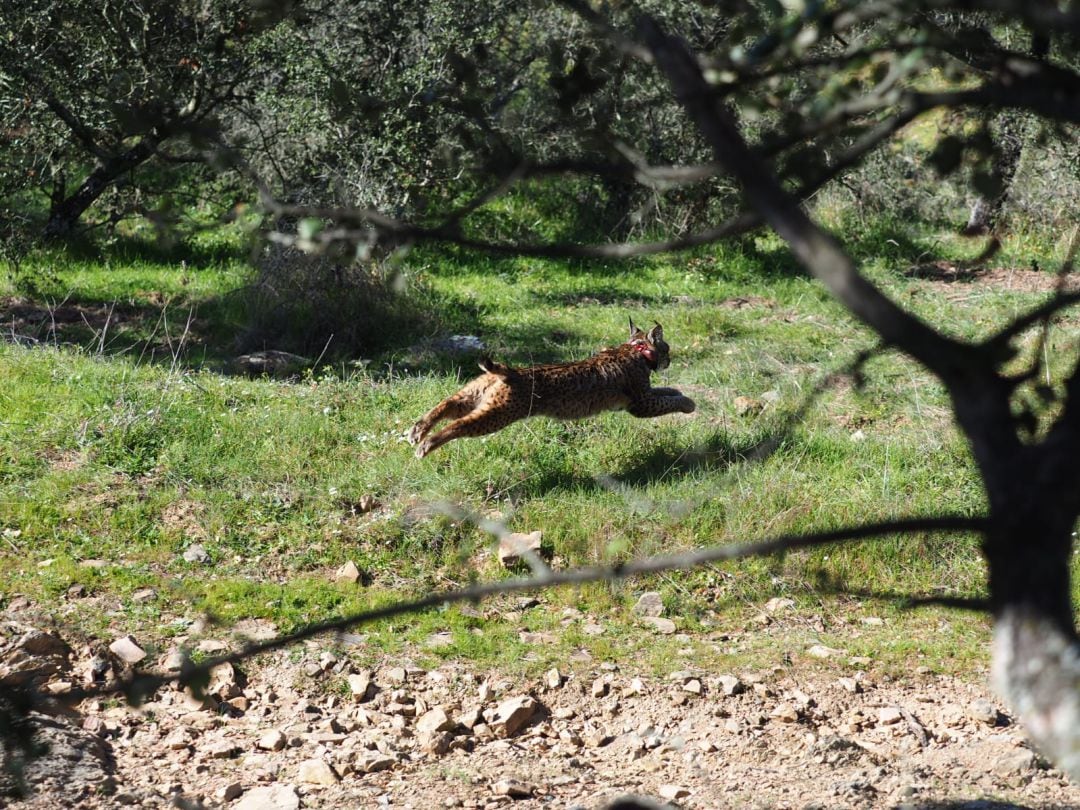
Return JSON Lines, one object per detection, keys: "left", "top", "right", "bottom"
{"left": 628, "top": 319, "right": 671, "bottom": 370}
{"left": 408, "top": 317, "right": 695, "bottom": 457}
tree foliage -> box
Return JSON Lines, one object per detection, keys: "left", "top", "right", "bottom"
{"left": 0, "top": 0, "right": 261, "bottom": 238}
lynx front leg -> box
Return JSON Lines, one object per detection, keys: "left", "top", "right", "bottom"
{"left": 415, "top": 408, "right": 519, "bottom": 458}
{"left": 408, "top": 393, "right": 475, "bottom": 446}
{"left": 627, "top": 389, "right": 696, "bottom": 418}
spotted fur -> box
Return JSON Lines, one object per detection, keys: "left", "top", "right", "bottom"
{"left": 408, "top": 319, "right": 696, "bottom": 458}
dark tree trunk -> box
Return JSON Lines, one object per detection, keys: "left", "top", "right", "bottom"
{"left": 42, "top": 134, "right": 161, "bottom": 239}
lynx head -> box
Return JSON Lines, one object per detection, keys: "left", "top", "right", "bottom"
{"left": 627, "top": 317, "right": 671, "bottom": 370}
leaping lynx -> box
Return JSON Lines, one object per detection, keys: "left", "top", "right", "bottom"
{"left": 408, "top": 319, "right": 696, "bottom": 458}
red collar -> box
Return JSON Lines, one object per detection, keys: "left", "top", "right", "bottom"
{"left": 632, "top": 341, "right": 658, "bottom": 369}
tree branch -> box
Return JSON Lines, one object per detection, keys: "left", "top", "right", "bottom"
{"left": 41, "top": 94, "right": 112, "bottom": 161}
{"left": 102, "top": 515, "right": 986, "bottom": 703}
{"left": 986, "top": 292, "right": 1080, "bottom": 355}
{"left": 640, "top": 18, "right": 977, "bottom": 381}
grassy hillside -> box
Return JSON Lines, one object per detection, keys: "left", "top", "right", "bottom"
{"left": 1, "top": 216, "right": 1078, "bottom": 678}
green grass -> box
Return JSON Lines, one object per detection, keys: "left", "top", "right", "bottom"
{"left": 2, "top": 216, "right": 1078, "bottom": 681}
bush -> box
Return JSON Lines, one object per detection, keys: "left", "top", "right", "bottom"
{"left": 234, "top": 243, "right": 434, "bottom": 360}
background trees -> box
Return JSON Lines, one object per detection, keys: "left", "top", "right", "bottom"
{"left": 0, "top": 0, "right": 267, "bottom": 240}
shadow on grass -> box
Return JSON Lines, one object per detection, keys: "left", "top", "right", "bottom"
{"left": 512, "top": 429, "right": 781, "bottom": 498}
{"left": 56, "top": 232, "right": 251, "bottom": 269}
{"left": 615, "top": 430, "right": 769, "bottom": 487}
{"left": 2, "top": 238, "right": 487, "bottom": 374}
{"left": 0, "top": 294, "right": 245, "bottom": 368}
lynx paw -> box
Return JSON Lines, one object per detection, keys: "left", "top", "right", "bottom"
{"left": 406, "top": 423, "right": 425, "bottom": 446}
{"left": 415, "top": 439, "right": 434, "bottom": 459}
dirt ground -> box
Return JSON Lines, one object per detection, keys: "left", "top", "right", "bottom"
{"left": 3, "top": 602, "right": 1079, "bottom": 810}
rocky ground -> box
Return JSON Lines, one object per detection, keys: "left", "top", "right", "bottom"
{"left": 2, "top": 603, "right": 1079, "bottom": 810}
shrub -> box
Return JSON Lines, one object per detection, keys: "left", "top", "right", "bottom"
{"left": 234, "top": 242, "right": 434, "bottom": 360}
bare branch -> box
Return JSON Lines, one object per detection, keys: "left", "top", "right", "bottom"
{"left": 257, "top": 98, "right": 921, "bottom": 262}
{"left": 41, "top": 94, "right": 113, "bottom": 161}
{"left": 988, "top": 294, "right": 1080, "bottom": 357}
{"left": 929, "top": 0, "right": 1080, "bottom": 34}
{"left": 107, "top": 515, "right": 985, "bottom": 702}
{"left": 992, "top": 228, "right": 1080, "bottom": 394}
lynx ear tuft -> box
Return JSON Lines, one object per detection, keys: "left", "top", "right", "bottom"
{"left": 647, "top": 322, "right": 664, "bottom": 342}
{"left": 628, "top": 315, "right": 637, "bottom": 337}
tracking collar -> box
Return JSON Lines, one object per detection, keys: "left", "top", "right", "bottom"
{"left": 631, "top": 340, "right": 658, "bottom": 370}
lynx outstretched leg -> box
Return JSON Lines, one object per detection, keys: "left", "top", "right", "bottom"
{"left": 415, "top": 408, "right": 518, "bottom": 458}
{"left": 627, "top": 389, "right": 696, "bottom": 418}
{"left": 408, "top": 394, "right": 475, "bottom": 446}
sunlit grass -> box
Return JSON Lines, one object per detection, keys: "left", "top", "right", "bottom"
{"left": 1, "top": 215, "right": 1078, "bottom": 679}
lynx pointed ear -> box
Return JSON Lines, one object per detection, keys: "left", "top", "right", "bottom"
{"left": 647, "top": 322, "right": 664, "bottom": 342}
{"left": 628, "top": 316, "right": 637, "bottom": 337}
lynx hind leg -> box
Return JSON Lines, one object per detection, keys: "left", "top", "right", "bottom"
{"left": 627, "top": 389, "right": 696, "bottom": 418}
{"left": 408, "top": 393, "right": 475, "bottom": 446}
{"left": 415, "top": 407, "right": 519, "bottom": 458}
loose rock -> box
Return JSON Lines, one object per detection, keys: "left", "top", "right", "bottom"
{"left": 419, "top": 730, "right": 454, "bottom": 756}
{"left": 233, "top": 350, "right": 311, "bottom": 377}
{"left": 417, "top": 707, "right": 456, "bottom": 735}
{"left": 765, "top": 597, "right": 795, "bottom": 613}
{"left": 491, "top": 695, "right": 538, "bottom": 737}
{"left": 771, "top": 703, "right": 799, "bottom": 723}
{"left": 492, "top": 779, "right": 534, "bottom": 798}
{"left": 717, "top": 675, "right": 743, "bottom": 696}
{"left": 218, "top": 783, "right": 243, "bottom": 801}
{"left": 297, "top": 758, "right": 339, "bottom": 785}
{"left": 257, "top": 729, "right": 287, "bottom": 752}
{"left": 108, "top": 635, "right": 147, "bottom": 665}
{"left": 632, "top": 592, "right": 665, "bottom": 617}
{"left": 355, "top": 751, "right": 397, "bottom": 774}
{"left": 182, "top": 544, "right": 211, "bottom": 564}
{"left": 993, "top": 748, "right": 1036, "bottom": 775}
{"left": 968, "top": 699, "right": 1000, "bottom": 726}
{"left": 659, "top": 784, "right": 691, "bottom": 801}
{"left": 878, "top": 707, "right": 903, "bottom": 726}
{"left": 0, "top": 623, "right": 72, "bottom": 686}
{"left": 497, "top": 531, "right": 543, "bottom": 567}
{"left": 348, "top": 670, "right": 373, "bottom": 702}
{"left": 335, "top": 560, "right": 363, "bottom": 583}
{"left": 640, "top": 616, "right": 677, "bottom": 635}
{"left": 837, "top": 677, "right": 861, "bottom": 694}
{"left": 234, "top": 785, "right": 300, "bottom": 810}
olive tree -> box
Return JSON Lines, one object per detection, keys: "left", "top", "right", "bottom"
{"left": 247, "top": 0, "right": 1080, "bottom": 777}
{"left": 0, "top": 0, "right": 264, "bottom": 239}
